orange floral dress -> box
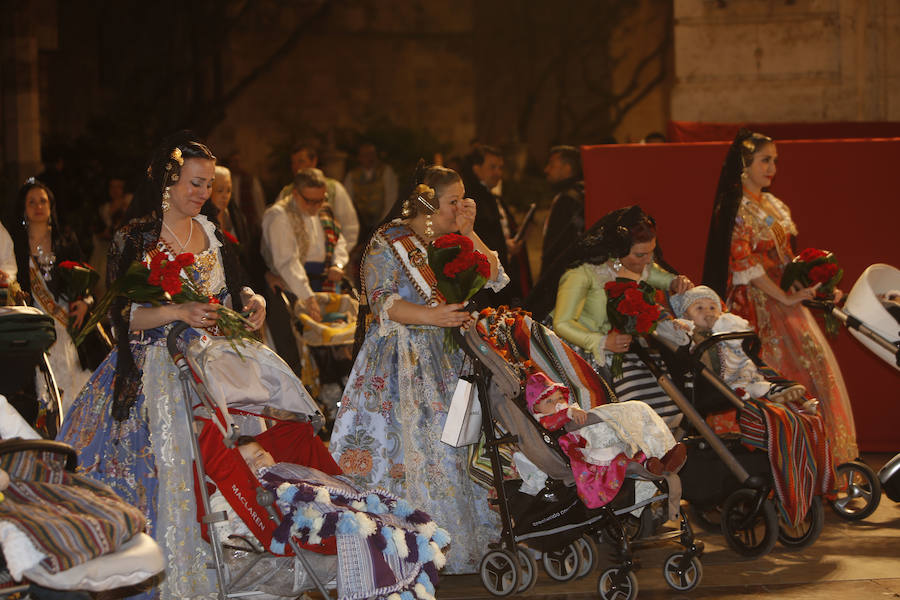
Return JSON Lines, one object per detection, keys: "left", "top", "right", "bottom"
{"left": 721, "top": 191, "right": 858, "bottom": 464}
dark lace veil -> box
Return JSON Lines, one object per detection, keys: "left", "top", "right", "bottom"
{"left": 701, "top": 128, "right": 772, "bottom": 298}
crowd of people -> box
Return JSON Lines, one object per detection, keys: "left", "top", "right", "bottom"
{"left": 0, "top": 128, "right": 862, "bottom": 598}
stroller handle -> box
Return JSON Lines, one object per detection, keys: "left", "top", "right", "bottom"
{"left": 805, "top": 300, "right": 900, "bottom": 365}
{"left": 166, "top": 321, "right": 192, "bottom": 359}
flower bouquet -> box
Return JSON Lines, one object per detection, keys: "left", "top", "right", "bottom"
{"left": 604, "top": 278, "right": 662, "bottom": 379}
{"left": 55, "top": 261, "right": 99, "bottom": 302}
{"left": 780, "top": 247, "right": 844, "bottom": 335}
{"left": 55, "top": 261, "right": 99, "bottom": 335}
{"left": 75, "top": 251, "right": 254, "bottom": 351}
{"left": 426, "top": 233, "right": 491, "bottom": 351}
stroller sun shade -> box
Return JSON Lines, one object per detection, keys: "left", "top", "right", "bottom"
{"left": 185, "top": 337, "right": 323, "bottom": 437}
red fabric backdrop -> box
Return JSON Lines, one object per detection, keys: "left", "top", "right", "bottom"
{"left": 668, "top": 121, "right": 900, "bottom": 143}
{"left": 581, "top": 138, "right": 900, "bottom": 452}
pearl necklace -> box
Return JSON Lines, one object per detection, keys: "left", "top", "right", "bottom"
{"left": 162, "top": 219, "right": 194, "bottom": 252}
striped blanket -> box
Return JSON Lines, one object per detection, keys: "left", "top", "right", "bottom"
{"left": 475, "top": 307, "right": 614, "bottom": 410}
{"left": 739, "top": 398, "right": 835, "bottom": 527}
{"left": 0, "top": 449, "right": 146, "bottom": 575}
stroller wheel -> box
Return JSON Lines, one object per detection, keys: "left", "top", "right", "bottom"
{"left": 778, "top": 496, "right": 825, "bottom": 549}
{"left": 574, "top": 535, "right": 598, "bottom": 578}
{"left": 598, "top": 567, "right": 639, "bottom": 600}
{"left": 515, "top": 547, "right": 538, "bottom": 593}
{"left": 541, "top": 542, "right": 581, "bottom": 582}
{"left": 689, "top": 504, "right": 722, "bottom": 534}
{"left": 662, "top": 551, "right": 703, "bottom": 592}
{"left": 831, "top": 461, "right": 882, "bottom": 521}
{"left": 721, "top": 488, "right": 779, "bottom": 558}
{"left": 479, "top": 549, "right": 519, "bottom": 596}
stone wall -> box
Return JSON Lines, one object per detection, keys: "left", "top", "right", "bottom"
{"left": 206, "top": 0, "right": 476, "bottom": 188}
{"left": 672, "top": 0, "right": 900, "bottom": 122}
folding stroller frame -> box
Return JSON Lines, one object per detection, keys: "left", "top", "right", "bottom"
{"left": 456, "top": 323, "right": 703, "bottom": 600}
{"left": 643, "top": 328, "right": 881, "bottom": 559}
{"left": 166, "top": 322, "right": 332, "bottom": 600}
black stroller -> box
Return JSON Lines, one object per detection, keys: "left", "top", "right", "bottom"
{"left": 458, "top": 308, "right": 703, "bottom": 600}
{"left": 641, "top": 321, "right": 881, "bottom": 559}
{"left": 0, "top": 306, "right": 62, "bottom": 438}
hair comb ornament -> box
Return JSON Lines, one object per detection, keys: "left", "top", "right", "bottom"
{"left": 417, "top": 194, "right": 436, "bottom": 214}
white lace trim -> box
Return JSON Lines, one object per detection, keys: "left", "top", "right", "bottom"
{"left": 376, "top": 292, "right": 407, "bottom": 339}
{"left": 484, "top": 249, "right": 511, "bottom": 291}
{"left": 732, "top": 263, "right": 765, "bottom": 286}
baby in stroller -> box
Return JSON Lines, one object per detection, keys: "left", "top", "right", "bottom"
{"left": 525, "top": 372, "right": 686, "bottom": 480}
{"left": 0, "top": 395, "right": 163, "bottom": 597}
{"left": 667, "top": 286, "right": 813, "bottom": 409}
{"left": 204, "top": 427, "right": 450, "bottom": 600}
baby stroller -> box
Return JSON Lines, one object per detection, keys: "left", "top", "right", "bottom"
{"left": 805, "top": 263, "right": 900, "bottom": 504}
{"left": 459, "top": 308, "right": 703, "bottom": 600}
{"left": 271, "top": 283, "right": 358, "bottom": 429}
{"left": 0, "top": 398, "right": 164, "bottom": 597}
{"left": 166, "top": 322, "right": 335, "bottom": 599}
{"left": 642, "top": 315, "right": 880, "bottom": 559}
{"left": 0, "top": 306, "right": 62, "bottom": 438}
{"left": 167, "top": 323, "right": 448, "bottom": 600}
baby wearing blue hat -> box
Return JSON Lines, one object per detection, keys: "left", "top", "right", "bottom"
{"left": 669, "top": 286, "right": 810, "bottom": 406}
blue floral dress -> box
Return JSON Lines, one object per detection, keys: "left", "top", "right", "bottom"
{"left": 58, "top": 215, "right": 229, "bottom": 600}
{"left": 329, "top": 220, "right": 508, "bottom": 574}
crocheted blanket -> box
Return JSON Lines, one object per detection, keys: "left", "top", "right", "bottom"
{"left": 261, "top": 463, "right": 449, "bottom": 600}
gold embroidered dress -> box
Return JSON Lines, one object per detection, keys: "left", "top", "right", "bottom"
{"left": 727, "top": 191, "right": 858, "bottom": 464}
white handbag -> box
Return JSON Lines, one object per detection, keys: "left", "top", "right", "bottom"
{"left": 441, "top": 376, "right": 483, "bottom": 447}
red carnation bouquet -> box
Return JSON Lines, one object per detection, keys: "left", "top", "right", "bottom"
{"left": 55, "top": 261, "right": 99, "bottom": 303}
{"left": 604, "top": 278, "right": 662, "bottom": 379}
{"left": 75, "top": 252, "right": 254, "bottom": 350}
{"left": 780, "top": 247, "right": 843, "bottom": 335}
{"left": 426, "top": 233, "right": 491, "bottom": 350}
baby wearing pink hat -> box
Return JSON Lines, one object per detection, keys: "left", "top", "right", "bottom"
{"left": 525, "top": 372, "right": 685, "bottom": 477}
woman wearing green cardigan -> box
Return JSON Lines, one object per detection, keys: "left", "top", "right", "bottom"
{"left": 551, "top": 206, "right": 692, "bottom": 428}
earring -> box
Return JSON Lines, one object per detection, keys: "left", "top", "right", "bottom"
{"left": 401, "top": 199, "right": 412, "bottom": 218}
{"left": 612, "top": 258, "right": 623, "bottom": 272}
{"left": 162, "top": 187, "right": 171, "bottom": 212}
{"left": 424, "top": 215, "right": 434, "bottom": 238}
{"left": 740, "top": 168, "right": 749, "bottom": 180}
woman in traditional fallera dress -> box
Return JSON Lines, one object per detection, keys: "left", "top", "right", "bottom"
{"left": 11, "top": 179, "right": 92, "bottom": 417}
{"left": 329, "top": 165, "right": 508, "bottom": 574}
{"left": 58, "top": 134, "right": 266, "bottom": 600}
{"left": 540, "top": 206, "right": 693, "bottom": 428}
{"left": 702, "top": 129, "right": 858, "bottom": 465}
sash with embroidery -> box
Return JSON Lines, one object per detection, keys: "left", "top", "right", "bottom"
{"left": 30, "top": 264, "right": 69, "bottom": 328}
{"left": 380, "top": 223, "right": 446, "bottom": 307}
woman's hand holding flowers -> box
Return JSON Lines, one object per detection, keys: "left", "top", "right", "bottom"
{"left": 244, "top": 294, "right": 266, "bottom": 331}
{"left": 604, "top": 331, "right": 633, "bottom": 353}
{"left": 430, "top": 302, "right": 471, "bottom": 328}
{"left": 69, "top": 299, "right": 89, "bottom": 329}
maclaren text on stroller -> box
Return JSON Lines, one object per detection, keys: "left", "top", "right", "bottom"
{"left": 166, "top": 322, "right": 450, "bottom": 600}
{"left": 457, "top": 308, "right": 703, "bottom": 600}
{"left": 166, "top": 321, "right": 336, "bottom": 599}
{"left": 642, "top": 324, "right": 880, "bottom": 559}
